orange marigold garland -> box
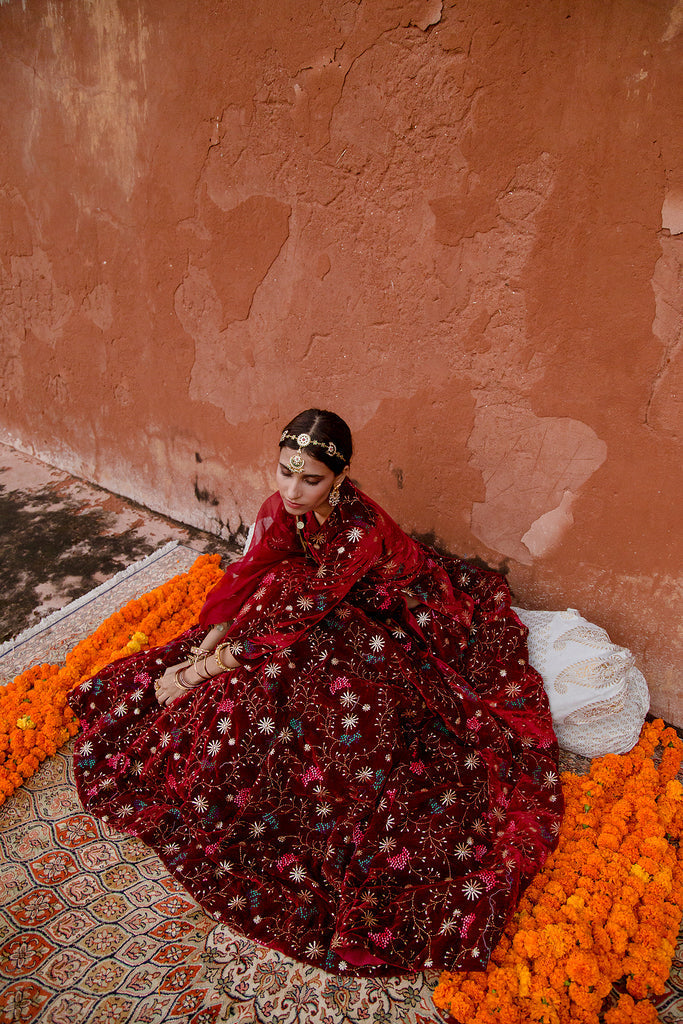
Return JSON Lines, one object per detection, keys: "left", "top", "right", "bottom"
{"left": 0, "top": 554, "right": 224, "bottom": 805}
{"left": 434, "top": 719, "right": 683, "bottom": 1024}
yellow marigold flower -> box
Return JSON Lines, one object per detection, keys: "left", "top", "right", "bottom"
{"left": 516, "top": 964, "right": 531, "bottom": 998}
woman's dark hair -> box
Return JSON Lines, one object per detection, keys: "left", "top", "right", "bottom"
{"left": 279, "top": 409, "right": 353, "bottom": 471}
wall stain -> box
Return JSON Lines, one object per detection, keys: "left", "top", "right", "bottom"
{"left": 193, "top": 477, "right": 220, "bottom": 507}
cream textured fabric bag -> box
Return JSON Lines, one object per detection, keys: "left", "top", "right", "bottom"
{"left": 513, "top": 607, "right": 649, "bottom": 758}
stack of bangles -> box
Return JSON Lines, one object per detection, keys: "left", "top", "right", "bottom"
{"left": 173, "top": 643, "right": 234, "bottom": 691}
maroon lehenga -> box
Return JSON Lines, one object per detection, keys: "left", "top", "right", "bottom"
{"left": 69, "top": 480, "right": 562, "bottom": 976}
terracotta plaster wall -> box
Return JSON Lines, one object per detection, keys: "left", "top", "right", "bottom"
{"left": 0, "top": 0, "right": 681, "bottom": 722}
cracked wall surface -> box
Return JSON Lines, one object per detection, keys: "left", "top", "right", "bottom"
{"left": 0, "top": 0, "right": 681, "bottom": 723}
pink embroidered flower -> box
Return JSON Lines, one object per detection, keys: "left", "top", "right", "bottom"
{"left": 276, "top": 853, "right": 297, "bottom": 871}
{"left": 479, "top": 869, "right": 497, "bottom": 891}
{"left": 368, "top": 927, "right": 393, "bottom": 948}
{"left": 466, "top": 716, "right": 481, "bottom": 732}
{"left": 388, "top": 847, "right": 410, "bottom": 870}
{"left": 460, "top": 912, "right": 475, "bottom": 938}
{"left": 217, "top": 699, "right": 234, "bottom": 713}
{"left": 329, "top": 677, "right": 349, "bottom": 693}
{"left": 409, "top": 760, "right": 425, "bottom": 775}
{"left": 235, "top": 787, "right": 252, "bottom": 808}
{"left": 301, "top": 765, "right": 323, "bottom": 786}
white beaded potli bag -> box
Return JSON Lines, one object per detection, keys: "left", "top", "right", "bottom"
{"left": 513, "top": 607, "right": 649, "bottom": 758}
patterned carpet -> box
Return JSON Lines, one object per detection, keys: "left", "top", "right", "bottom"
{"left": 0, "top": 545, "right": 681, "bottom": 1023}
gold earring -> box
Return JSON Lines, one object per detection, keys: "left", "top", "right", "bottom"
{"left": 328, "top": 482, "right": 341, "bottom": 507}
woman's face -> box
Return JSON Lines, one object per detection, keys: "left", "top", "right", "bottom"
{"left": 275, "top": 447, "right": 346, "bottom": 519}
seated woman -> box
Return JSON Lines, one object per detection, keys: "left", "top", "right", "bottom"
{"left": 69, "top": 409, "right": 562, "bottom": 976}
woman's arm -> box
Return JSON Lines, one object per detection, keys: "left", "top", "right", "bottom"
{"left": 197, "top": 622, "right": 229, "bottom": 652}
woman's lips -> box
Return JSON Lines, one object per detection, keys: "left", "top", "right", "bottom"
{"left": 284, "top": 498, "right": 304, "bottom": 509}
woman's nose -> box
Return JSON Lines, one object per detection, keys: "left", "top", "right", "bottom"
{"left": 285, "top": 477, "right": 303, "bottom": 499}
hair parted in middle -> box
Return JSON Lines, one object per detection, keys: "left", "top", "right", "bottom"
{"left": 279, "top": 409, "right": 353, "bottom": 472}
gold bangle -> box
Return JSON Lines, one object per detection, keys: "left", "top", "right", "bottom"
{"left": 189, "top": 645, "right": 211, "bottom": 667}
{"left": 175, "top": 667, "right": 197, "bottom": 690}
{"left": 214, "top": 644, "right": 231, "bottom": 672}
{"left": 192, "top": 658, "right": 210, "bottom": 682}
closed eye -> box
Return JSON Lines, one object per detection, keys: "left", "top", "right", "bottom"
{"left": 279, "top": 463, "right": 324, "bottom": 484}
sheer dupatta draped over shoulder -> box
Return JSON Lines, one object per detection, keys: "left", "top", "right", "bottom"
{"left": 199, "top": 491, "right": 302, "bottom": 627}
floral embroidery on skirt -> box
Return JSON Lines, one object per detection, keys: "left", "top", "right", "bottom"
{"left": 70, "top": 484, "right": 562, "bottom": 975}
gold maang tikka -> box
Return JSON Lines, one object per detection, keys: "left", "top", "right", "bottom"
{"left": 280, "top": 431, "right": 338, "bottom": 473}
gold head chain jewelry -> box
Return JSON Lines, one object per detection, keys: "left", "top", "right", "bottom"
{"left": 280, "top": 431, "right": 339, "bottom": 474}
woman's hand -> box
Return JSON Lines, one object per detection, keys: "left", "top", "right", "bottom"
{"left": 154, "top": 661, "right": 193, "bottom": 707}
{"left": 153, "top": 639, "right": 241, "bottom": 707}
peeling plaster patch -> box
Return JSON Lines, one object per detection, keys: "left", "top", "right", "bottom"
{"left": 521, "top": 489, "right": 575, "bottom": 559}
{"left": 411, "top": 1, "right": 443, "bottom": 31}
{"left": 177, "top": 193, "right": 293, "bottom": 423}
{"left": 82, "top": 283, "right": 114, "bottom": 331}
{"left": 184, "top": 193, "right": 291, "bottom": 326}
{"left": 0, "top": 248, "right": 74, "bottom": 347}
{"left": 431, "top": 153, "right": 557, "bottom": 395}
{"left": 662, "top": 0, "right": 683, "bottom": 41}
{"left": 175, "top": 265, "right": 224, "bottom": 347}
{"left": 468, "top": 405, "right": 607, "bottom": 564}
{"left": 662, "top": 190, "right": 683, "bottom": 234}
{"left": 0, "top": 334, "right": 24, "bottom": 406}
{"left": 429, "top": 194, "right": 498, "bottom": 245}
{"left": 647, "top": 235, "right": 683, "bottom": 437}
{"left": 290, "top": 0, "right": 443, "bottom": 153}
{"left": 316, "top": 253, "right": 331, "bottom": 279}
